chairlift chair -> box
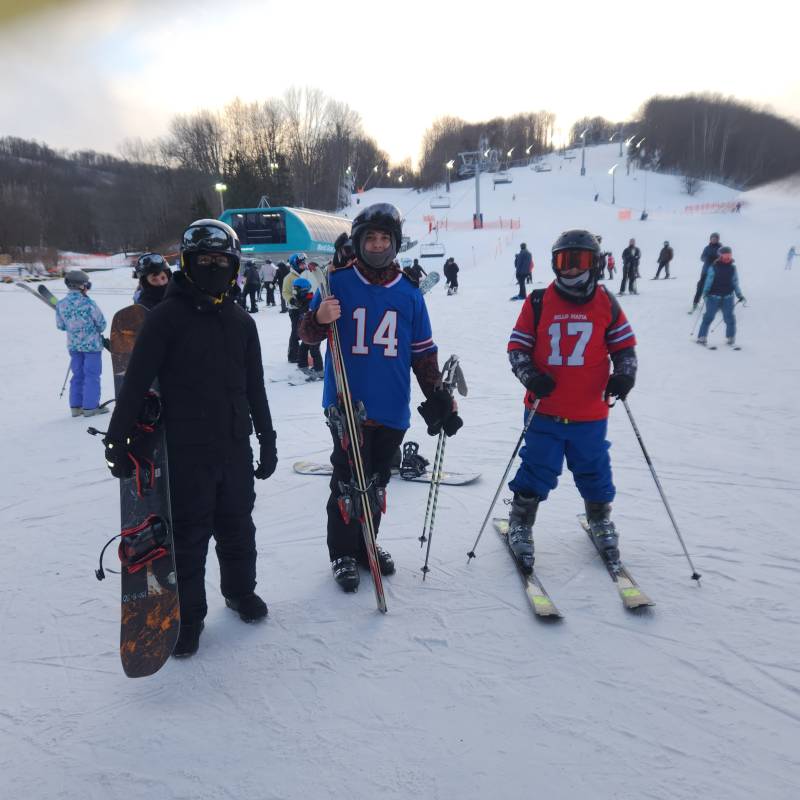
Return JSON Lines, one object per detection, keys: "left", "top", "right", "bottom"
{"left": 493, "top": 171, "right": 513, "bottom": 185}
{"left": 430, "top": 195, "right": 451, "bottom": 209}
{"left": 420, "top": 242, "right": 446, "bottom": 259}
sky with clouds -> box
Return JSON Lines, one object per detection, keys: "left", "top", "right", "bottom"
{"left": 1, "top": 0, "right": 798, "bottom": 165}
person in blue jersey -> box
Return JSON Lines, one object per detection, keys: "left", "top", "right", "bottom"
{"left": 299, "top": 203, "right": 462, "bottom": 592}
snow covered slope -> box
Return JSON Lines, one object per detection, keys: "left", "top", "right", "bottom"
{"left": 1, "top": 146, "right": 799, "bottom": 800}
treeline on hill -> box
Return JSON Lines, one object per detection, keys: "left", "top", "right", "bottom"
{"left": 0, "top": 87, "right": 397, "bottom": 255}
{"left": 417, "top": 111, "right": 556, "bottom": 187}
{"left": 0, "top": 137, "right": 216, "bottom": 256}
{"left": 630, "top": 95, "right": 800, "bottom": 190}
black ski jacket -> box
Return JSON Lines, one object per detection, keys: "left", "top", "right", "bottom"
{"left": 622, "top": 246, "right": 641, "bottom": 268}
{"left": 107, "top": 271, "right": 274, "bottom": 455}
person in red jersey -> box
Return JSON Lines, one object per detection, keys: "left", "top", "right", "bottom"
{"left": 505, "top": 229, "right": 638, "bottom": 573}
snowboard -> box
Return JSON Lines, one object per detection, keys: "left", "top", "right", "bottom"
{"left": 419, "top": 271, "right": 440, "bottom": 295}
{"left": 108, "top": 305, "right": 179, "bottom": 678}
{"left": 293, "top": 460, "right": 480, "bottom": 486}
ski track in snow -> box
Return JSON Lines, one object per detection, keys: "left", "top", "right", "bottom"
{"left": 2, "top": 145, "right": 800, "bottom": 800}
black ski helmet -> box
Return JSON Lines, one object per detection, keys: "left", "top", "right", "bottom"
{"left": 351, "top": 203, "right": 403, "bottom": 269}
{"left": 64, "top": 269, "right": 91, "bottom": 290}
{"left": 550, "top": 229, "right": 601, "bottom": 301}
{"left": 135, "top": 253, "right": 170, "bottom": 280}
{"left": 179, "top": 218, "right": 241, "bottom": 297}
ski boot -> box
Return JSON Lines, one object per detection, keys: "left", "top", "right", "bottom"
{"left": 359, "top": 545, "right": 395, "bottom": 576}
{"left": 173, "top": 621, "right": 204, "bottom": 658}
{"left": 696, "top": 337, "right": 707, "bottom": 346}
{"left": 726, "top": 337, "right": 735, "bottom": 347}
{"left": 71, "top": 407, "right": 83, "bottom": 417}
{"left": 584, "top": 501, "right": 620, "bottom": 566}
{"left": 507, "top": 493, "right": 540, "bottom": 574}
{"left": 83, "top": 405, "right": 110, "bottom": 417}
{"left": 331, "top": 556, "right": 360, "bottom": 592}
{"left": 400, "top": 441, "right": 429, "bottom": 480}
{"left": 225, "top": 592, "right": 268, "bottom": 623}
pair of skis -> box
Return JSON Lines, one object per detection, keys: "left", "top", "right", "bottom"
{"left": 493, "top": 515, "right": 654, "bottom": 619}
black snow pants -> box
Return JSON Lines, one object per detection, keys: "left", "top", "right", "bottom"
{"left": 168, "top": 442, "right": 257, "bottom": 624}
{"left": 326, "top": 424, "right": 405, "bottom": 561}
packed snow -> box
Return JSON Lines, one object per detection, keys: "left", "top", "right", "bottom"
{"left": 2, "top": 145, "right": 799, "bottom": 800}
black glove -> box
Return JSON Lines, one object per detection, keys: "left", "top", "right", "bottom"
{"left": 103, "top": 436, "right": 134, "bottom": 479}
{"left": 605, "top": 373, "right": 634, "bottom": 401}
{"left": 525, "top": 373, "right": 556, "bottom": 398}
{"left": 254, "top": 431, "right": 278, "bottom": 480}
{"left": 418, "top": 388, "right": 463, "bottom": 437}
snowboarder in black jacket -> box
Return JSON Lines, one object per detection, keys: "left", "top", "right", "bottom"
{"left": 443, "top": 257, "right": 459, "bottom": 294}
{"left": 620, "top": 239, "right": 641, "bottom": 294}
{"left": 654, "top": 241, "right": 674, "bottom": 279}
{"left": 132, "top": 253, "right": 171, "bottom": 309}
{"left": 104, "top": 219, "right": 278, "bottom": 658}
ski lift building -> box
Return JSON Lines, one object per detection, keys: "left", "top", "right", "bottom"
{"left": 219, "top": 206, "right": 351, "bottom": 262}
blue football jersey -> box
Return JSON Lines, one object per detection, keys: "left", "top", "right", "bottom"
{"left": 310, "top": 267, "right": 437, "bottom": 429}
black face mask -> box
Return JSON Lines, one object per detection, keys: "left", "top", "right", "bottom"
{"left": 186, "top": 256, "right": 237, "bottom": 297}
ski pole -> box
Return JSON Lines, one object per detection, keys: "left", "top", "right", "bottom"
{"left": 59, "top": 365, "right": 71, "bottom": 398}
{"left": 419, "top": 355, "right": 465, "bottom": 579}
{"left": 689, "top": 300, "right": 705, "bottom": 336}
{"left": 467, "top": 400, "right": 539, "bottom": 562}
{"left": 621, "top": 399, "right": 701, "bottom": 582}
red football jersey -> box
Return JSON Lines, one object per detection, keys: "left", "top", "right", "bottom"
{"left": 508, "top": 285, "right": 636, "bottom": 421}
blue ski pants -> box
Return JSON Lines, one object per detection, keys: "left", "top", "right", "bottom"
{"left": 698, "top": 294, "right": 736, "bottom": 340}
{"left": 509, "top": 413, "right": 615, "bottom": 503}
{"left": 68, "top": 350, "right": 102, "bottom": 410}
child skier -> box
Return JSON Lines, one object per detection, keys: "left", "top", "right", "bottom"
{"left": 696, "top": 245, "right": 746, "bottom": 347}
{"left": 298, "top": 202, "right": 462, "bottom": 592}
{"left": 443, "top": 257, "right": 460, "bottom": 295}
{"left": 292, "top": 277, "right": 323, "bottom": 376}
{"left": 505, "top": 229, "right": 638, "bottom": 573}
{"left": 55, "top": 270, "right": 108, "bottom": 417}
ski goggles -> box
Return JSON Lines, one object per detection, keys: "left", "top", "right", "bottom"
{"left": 553, "top": 249, "right": 596, "bottom": 272}
{"left": 182, "top": 225, "right": 233, "bottom": 251}
{"left": 195, "top": 253, "right": 234, "bottom": 268}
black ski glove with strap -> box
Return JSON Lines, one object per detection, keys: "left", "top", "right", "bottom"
{"left": 418, "top": 388, "right": 463, "bottom": 437}
{"left": 103, "top": 436, "right": 134, "bottom": 479}
{"left": 254, "top": 430, "right": 278, "bottom": 480}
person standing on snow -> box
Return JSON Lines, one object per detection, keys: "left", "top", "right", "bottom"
{"left": 692, "top": 232, "right": 722, "bottom": 311}
{"left": 619, "top": 238, "right": 640, "bottom": 295}
{"left": 513, "top": 243, "right": 533, "bottom": 300}
{"left": 283, "top": 253, "right": 308, "bottom": 362}
{"left": 404, "top": 256, "right": 427, "bottom": 286}
{"left": 654, "top": 241, "right": 674, "bottom": 279}
{"left": 275, "top": 260, "right": 290, "bottom": 313}
{"left": 55, "top": 269, "right": 108, "bottom": 418}
{"left": 786, "top": 246, "right": 796, "bottom": 271}
{"left": 298, "top": 202, "right": 462, "bottom": 593}
{"left": 132, "top": 253, "right": 171, "bottom": 309}
{"left": 696, "top": 245, "right": 746, "bottom": 347}
{"left": 443, "top": 257, "right": 460, "bottom": 294}
{"left": 504, "top": 229, "right": 637, "bottom": 574}
{"left": 242, "top": 259, "right": 261, "bottom": 313}
{"left": 102, "top": 219, "right": 278, "bottom": 658}
{"left": 262, "top": 259, "right": 278, "bottom": 305}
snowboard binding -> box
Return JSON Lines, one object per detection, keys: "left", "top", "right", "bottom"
{"left": 400, "top": 441, "right": 429, "bottom": 480}
{"left": 95, "top": 514, "right": 170, "bottom": 580}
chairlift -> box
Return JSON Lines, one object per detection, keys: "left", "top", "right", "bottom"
{"left": 533, "top": 164, "right": 552, "bottom": 173}
{"left": 493, "top": 171, "right": 513, "bottom": 185}
{"left": 430, "top": 195, "right": 451, "bottom": 209}
{"left": 420, "top": 242, "right": 446, "bottom": 259}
